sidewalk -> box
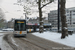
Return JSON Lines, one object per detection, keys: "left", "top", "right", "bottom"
{"left": 27, "top": 33, "right": 75, "bottom": 50}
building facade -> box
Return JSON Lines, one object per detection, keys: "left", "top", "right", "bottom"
{"left": 7, "top": 18, "right": 14, "bottom": 28}
{"left": 28, "top": 17, "right": 48, "bottom": 25}
{"left": 48, "top": 7, "right": 75, "bottom": 29}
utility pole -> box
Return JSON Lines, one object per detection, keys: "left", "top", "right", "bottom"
{"left": 58, "top": 0, "right": 60, "bottom": 32}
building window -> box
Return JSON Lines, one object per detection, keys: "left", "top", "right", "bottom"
{"left": 73, "top": 14, "right": 75, "bottom": 15}
{"left": 73, "top": 10, "right": 75, "bottom": 12}
{"left": 73, "top": 22, "right": 75, "bottom": 24}
{"left": 66, "top": 10, "right": 69, "bottom": 13}
{"left": 68, "top": 20, "right": 70, "bottom": 21}
{"left": 67, "top": 14, "right": 69, "bottom": 16}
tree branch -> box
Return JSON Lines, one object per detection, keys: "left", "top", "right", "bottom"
{"left": 41, "top": 1, "right": 53, "bottom": 9}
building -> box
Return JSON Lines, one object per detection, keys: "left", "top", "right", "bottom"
{"left": 48, "top": 10, "right": 58, "bottom": 28}
{"left": 7, "top": 18, "right": 14, "bottom": 28}
{"left": 28, "top": 17, "right": 48, "bottom": 25}
{"left": 48, "top": 7, "right": 75, "bottom": 29}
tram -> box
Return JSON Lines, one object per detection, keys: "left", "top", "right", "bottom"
{"left": 13, "top": 19, "right": 27, "bottom": 37}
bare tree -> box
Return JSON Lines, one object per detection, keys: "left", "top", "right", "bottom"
{"left": 37, "top": 0, "right": 54, "bottom": 33}
{"left": 0, "top": 9, "right": 4, "bottom": 19}
{"left": 0, "top": 8, "right": 5, "bottom": 28}
{"left": 60, "top": 0, "right": 68, "bottom": 39}
{"left": 22, "top": 0, "right": 54, "bottom": 33}
{"left": 23, "top": 3, "right": 31, "bottom": 21}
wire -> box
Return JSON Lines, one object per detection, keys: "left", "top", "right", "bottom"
{"left": 0, "top": 5, "right": 23, "bottom": 16}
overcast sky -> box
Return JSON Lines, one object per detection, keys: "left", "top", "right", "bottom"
{"left": 0, "top": 0, "right": 75, "bottom": 21}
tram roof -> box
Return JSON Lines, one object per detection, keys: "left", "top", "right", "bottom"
{"left": 14, "top": 19, "right": 26, "bottom": 20}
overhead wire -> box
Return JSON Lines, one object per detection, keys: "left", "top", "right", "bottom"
{"left": 0, "top": 5, "right": 23, "bottom": 16}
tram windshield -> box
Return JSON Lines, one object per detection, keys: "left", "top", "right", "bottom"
{"left": 14, "top": 20, "right": 26, "bottom": 31}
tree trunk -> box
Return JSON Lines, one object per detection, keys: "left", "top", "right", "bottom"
{"left": 60, "top": 0, "right": 68, "bottom": 39}
{"left": 38, "top": 0, "right": 43, "bottom": 33}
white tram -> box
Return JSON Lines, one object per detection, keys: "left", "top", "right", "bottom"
{"left": 13, "top": 19, "right": 27, "bottom": 37}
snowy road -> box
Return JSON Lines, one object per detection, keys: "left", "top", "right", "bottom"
{"left": 2, "top": 31, "right": 75, "bottom": 50}
{"left": 3, "top": 32, "right": 44, "bottom": 50}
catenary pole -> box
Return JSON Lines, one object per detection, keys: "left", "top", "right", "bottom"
{"left": 58, "top": 0, "right": 60, "bottom": 32}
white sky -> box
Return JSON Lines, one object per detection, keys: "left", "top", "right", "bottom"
{"left": 0, "top": 0, "right": 75, "bottom": 21}
{"left": 0, "top": 0, "right": 24, "bottom": 21}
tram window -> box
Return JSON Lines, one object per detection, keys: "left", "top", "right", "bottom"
{"left": 20, "top": 23, "right": 26, "bottom": 30}
{"left": 14, "top": 22, "right": 26, "bottom": 31}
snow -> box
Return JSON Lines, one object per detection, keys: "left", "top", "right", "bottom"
{"left": 2, "top": 28, "right": 14, "bottom": 31}
{"left": 0, "top": 33, "right": 5, "bottom": 49}
{"left": 11, "top": 37, "right": 19, "bottom": 46}
{"left": 0, "top": 30, "right": 3, "bottom": 32}
{"left": 32, "top": 31, "right": 75, "bottom": 48}
{"left": 64, "top": 27, "right": 68, "bottom": 30}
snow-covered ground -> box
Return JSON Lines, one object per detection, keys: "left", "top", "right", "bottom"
{"left": 0, "top": 33, "right": 5, "bottom": 49}
{"left": 0, "top": 30, "right": 3, "bottom": 32}
{"left": 32, "top": 31, "right": 75, "bottom": 48}
{"left": 0, "top": 32, "right": 14, "bottom": 50}
{"left": 2, "top": 28, "right": 14, "bottom": 31}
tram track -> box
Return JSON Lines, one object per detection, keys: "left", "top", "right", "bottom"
{"left": 3, "top": 32, "right": 75, "bottom": 50}
{"left": 3, "top": 34, "right": 45, "bottom": 50}
{"left": 14, "top": 37, "right": 45, "bottom": 50}
{"left": 3, "top": 34, "right": 17, "bottom": 50}
{"left": 19, "top": 38, "right": 47, "bottom": 50}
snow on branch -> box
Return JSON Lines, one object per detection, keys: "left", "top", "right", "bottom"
{"left": 41, "top": 0, "right": 54, "bottom": 8}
